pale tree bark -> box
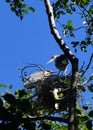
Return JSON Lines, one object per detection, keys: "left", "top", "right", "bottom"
{"left": 44, "top": 0, "right": 79, "bottom": 130}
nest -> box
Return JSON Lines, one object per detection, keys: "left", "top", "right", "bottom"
{"left": 20, "top": 64, "right": 76, "bottom": 111}
{"left": 37, "top": 75, "right": 72, "bottom": 110}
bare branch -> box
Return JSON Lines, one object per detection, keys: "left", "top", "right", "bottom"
{"left": 56, "top": 20, "right": 85, "bottom": 32}
{"left": 78, "top": 73, "right": 93, "bottom": 86}
{"left": 19, "top": 64, "right": 45, "bottom": 81}
{"left": 81, "top": 53, "right": 93, "bottom": 76}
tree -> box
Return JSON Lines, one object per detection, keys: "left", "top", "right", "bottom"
{"left": 0, "top": 0, "right": 93, "bottom": 130}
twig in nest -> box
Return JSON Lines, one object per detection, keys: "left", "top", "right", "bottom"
{"left": 19, "top": 64, "right": 45, "bottom": 81}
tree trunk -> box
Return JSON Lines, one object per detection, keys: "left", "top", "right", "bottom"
{"left": 68, "top": 59, "right": 78, "bottom": 130}
{"left": 68, "top": 69, "right": 79, "bottom": 130}
{"left": 44, "top": 0, "right": 79, "bottom": 129}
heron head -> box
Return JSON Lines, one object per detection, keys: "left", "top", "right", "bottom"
{"left": 47, "top": 55, "right": 59, "bottom": 64}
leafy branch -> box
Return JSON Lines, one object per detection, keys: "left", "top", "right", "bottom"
{"left": 28, "top": 115, "right": 69, "bottom": 124}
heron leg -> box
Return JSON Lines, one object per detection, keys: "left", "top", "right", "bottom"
{"left": 63, "top": 66, "right": 68, "bottom": 77}
{"left": 57, "top": 70, "right": 61, "bottom": 76}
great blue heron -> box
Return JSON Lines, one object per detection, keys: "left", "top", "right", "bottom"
{"left": 47, "top": 54, "right": 68, "bottom": 76}
{"left": 24, "top": 70, "right": 53, "bottom": 88}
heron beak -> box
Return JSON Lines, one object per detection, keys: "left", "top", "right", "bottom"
{"left": 47, "top": 58, "right": 54, "bottom": 64}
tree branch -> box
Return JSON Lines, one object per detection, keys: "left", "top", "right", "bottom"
{"left": 81, "top": 53, "right": 93, "bottom": 76}
{"left": 28, "top": 115, "right": 69, "bottom": 124}
{"left": 78, "top": 73, "right": 93, "bottom": 86}
{"left": 44, "top": 0, "right": 78, "bottom": 64}
{"left": 44, "top": 1, "right": 79, "bottom": 129}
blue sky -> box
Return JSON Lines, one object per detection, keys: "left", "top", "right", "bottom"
{"left": 0, "top": 0, "right": 61, "bottom": 91}
{"left": 0, "top": 0, "right": 93, "bottom": 94}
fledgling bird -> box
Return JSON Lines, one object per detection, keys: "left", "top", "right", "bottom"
{"left": 47, "top": 54, "right": 68, "bottom": 76}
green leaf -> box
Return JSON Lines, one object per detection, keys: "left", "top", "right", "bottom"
{"left": 82, "top": 0, "right": 89, "bottom": 5}
{"left": 70, "top": 32, "right": 75, "bottom": 37}
{"left": 79, "top": 76, "right": 84, "bottom": 82}
{"left": 11, "top": 7, "right": 16, "bottom": 12}
{"left": 76, "top": 109, "right": 81, "bottom": 115}
{"left": 22, "top": 4, "right": 27, "bottom": 8}
{"left": 0, "top": 98, "right": 3, "bottom": 107}
{"left": 71, "top": 41, "right": 79, "bottom": 48}
{"left": 0, "top": 84, "right": 6, "bottom": 88}
{"left": 79, "top": 115, "right": 89, "bottom": 122}
{"left": 3, "top": 93, "right": 16, "bottom": 105}
{"left": 58, "top": 93, "right": 64, "bottom": 98}
{"left": 67, "top": 20, "right": 74, "bottom": 30}
{"left": 28, "top": 7, "right": 35, "bottom": 12}
{"left": 6, "top": 0, "right": 10, "bottom": 3}
{"left": 81, "top": 46, "right": 87, "bottom": 52}
{"left": 76, "top": 106, "right": 82, "bottom": 114}
{"left": 67, "top": 20, "right": 72, "bottom": 26}
{"left": 88, "top": 84, "right": 93, "bottom": 92}
{"left": 86, "top": 120, "right": 92, "bottom": 130}
{"left": 88, "top": 110, "right": 93, "bottom": 118}
{"left": 40, "top": 122, "right": 51, "bottom": 130}
{"left": 18, "top": 89, "right": 27, "bottom": 97}
{"left": 23, "top": 10, "right": 28, "bottom": 14}
{"left": 8, "top": 84, "right": 12, "bottom": 89}
{"left": 82, "top": 106, "right": 88, "bottom": 110}
{"left": 78, "top": 85, "right": 86, "bottom": 92}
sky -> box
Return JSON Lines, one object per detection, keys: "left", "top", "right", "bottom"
{"left": 0, "top": 0, "right": 93, "bottom": 95}
{"left": 0, "top": 0, "right": 61, "bottom": 92}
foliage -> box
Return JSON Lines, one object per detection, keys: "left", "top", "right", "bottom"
{"left": 0, "top": 62, "right": 93, "bottom": 130}
{"left": 0, "top": 0, "right": 93, "bottom": 129}
{"left": 5, "top": 0, "right": 35, "bottom": 20}
{"left": 0, "top": 86, "right": 68, "bottom": 130}
{"left": 0, "top": 87, "right": 35, "bottom": 130}
{"left": 52, "top": 0, "right": 93, "bottom": 52}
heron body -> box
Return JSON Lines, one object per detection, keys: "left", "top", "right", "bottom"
{"left": 24, "top": 70, "right": 53, "bottom": 88}
{"left": 47, "top": 54, "right": 68, "bottom": 76}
